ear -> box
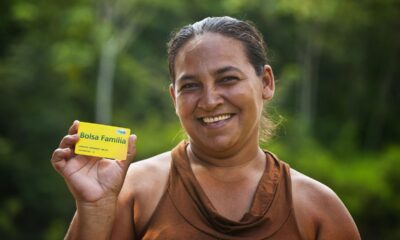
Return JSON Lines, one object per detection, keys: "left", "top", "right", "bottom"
{"left": 169, "top": 83, "right": 177, "bottom": 108}
{"left": 261, "top": 65, "right": 275, "bottom": 100}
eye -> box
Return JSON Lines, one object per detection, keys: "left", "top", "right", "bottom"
{"left": 179, "top": 82, "right": 200, "bottom": 92}
{"left": 220, "top": 76, "right": 239, "bottom": 84}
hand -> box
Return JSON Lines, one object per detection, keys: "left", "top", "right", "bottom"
{"left": 51, "top": 120, "right": 137, "bottom": 204}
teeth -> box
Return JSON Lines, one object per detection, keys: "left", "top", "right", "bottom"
{"left": 202, "top": 114, "right": 231, "bottom": 124}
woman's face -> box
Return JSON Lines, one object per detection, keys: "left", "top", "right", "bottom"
{"left": 170, "top": 33, "right": 274, "bottom": 155}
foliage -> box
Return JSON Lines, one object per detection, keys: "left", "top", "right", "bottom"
{"left": 0, "top": 0, "right": 399, "bottom": 239}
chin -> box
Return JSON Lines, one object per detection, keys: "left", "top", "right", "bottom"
{"left": 194, "top": 135, "right": 238, "bottom": 153}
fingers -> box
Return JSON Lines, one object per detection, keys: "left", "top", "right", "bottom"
{"left": 68, "top": 120, "right": 79, "bottom": 135}
{"left": 51, "top": 147, "right": 73, "bottom": 173}
{"left": 59, "top": 120, "right": 80, "bottom": 149}
{"left": 52, "top": 121, "right": 79, "bottom": 176}
{"left": 59, "top": 134, "right": 79, "bottom": 149}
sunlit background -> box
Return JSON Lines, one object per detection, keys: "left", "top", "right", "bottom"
{"left": 0, "top": 0, "right": 399, "bottom": 239}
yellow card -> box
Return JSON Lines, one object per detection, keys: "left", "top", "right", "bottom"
{"left": 75, "top": 122, "right": 131, "bottom": 160}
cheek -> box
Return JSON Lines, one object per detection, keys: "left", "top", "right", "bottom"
{"left": 231, "top": 84, "right": 261, "bottom": 103}
{"left": 175, "top": 96, "right": 195, "bottom": 117}
{"left": 232, "top": 85, "right": 264, "bottom": 114}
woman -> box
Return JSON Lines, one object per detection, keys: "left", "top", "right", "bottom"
{"left": 51, "top": 16, "right": 361, "bottom": 239}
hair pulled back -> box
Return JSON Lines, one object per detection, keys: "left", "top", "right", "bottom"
{"left": 167, "top": 16, "right": 269, "bottom": 82}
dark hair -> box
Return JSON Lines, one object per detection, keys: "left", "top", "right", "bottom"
{"left": 167, "top": 16, "right": 276, "bottom": 142}
{"left": 167, "top": 16, "right": 269, "bottom": 82}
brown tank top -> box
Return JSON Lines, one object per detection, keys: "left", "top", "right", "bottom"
{"left": 139, "top": 141, "right": 302, "bottom": 239}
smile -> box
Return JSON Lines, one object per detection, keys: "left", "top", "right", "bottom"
{"left": 200, "top": 114, "right": 233, "bottom": 124}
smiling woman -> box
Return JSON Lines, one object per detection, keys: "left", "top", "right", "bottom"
{"left": 169, "top": 32, "right": 272, "bottom": 157}
{"left": 168, "top": 16, "right": 276, "bottom": 144}
{"left": 51, "top": 16, "right": 361, "bottom": 240}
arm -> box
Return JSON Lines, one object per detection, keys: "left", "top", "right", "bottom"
{"left": 109, "top": 152, "right": 172, "bottom": 239}
{"left": 65, "top": 197, "right": 118, "bottom": 240}
{"left": 109, "top": 172, "right": 136, "bottom": 240}
{"left": 51, "top": 121, "right": 137, "bottom": 240}
{"left": 315, "top": 186, "right": 361, "bottom": 240}
{"left": 291, "top": 170, "right": 361, "bottom": 240}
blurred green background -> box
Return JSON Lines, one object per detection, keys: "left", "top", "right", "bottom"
{"left": 0, "top": 0, "right": 399, "bottom": 239}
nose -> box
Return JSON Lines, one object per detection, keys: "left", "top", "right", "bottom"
{"left": 197, "top": 85, "right": 223, "bottom": 111}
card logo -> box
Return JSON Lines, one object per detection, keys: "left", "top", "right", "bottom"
{"left": 116, "top": 129, "right": 126, "bottom": 135}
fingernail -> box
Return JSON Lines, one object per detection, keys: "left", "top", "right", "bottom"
{"left": 130, "top": 134, "right": 137, "bottom": 142}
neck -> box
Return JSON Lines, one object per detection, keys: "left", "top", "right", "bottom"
{"left": 187, "top": 136, "right": 265, "bottom": 169}
{"left": 187, "top": 140, "right": 266, "bottom": 183}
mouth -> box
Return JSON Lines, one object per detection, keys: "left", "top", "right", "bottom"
{"left": 199, "top": 113, "right": 234, "bottom": 125}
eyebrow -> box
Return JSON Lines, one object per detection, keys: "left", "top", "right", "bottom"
{"left": 214, "top": 66, "right": 244, "bottom": 76}
{"left": 176, "top": 65, "right": 244, "bottom": 83}
{"left": 176, "top": 74, "right": 196, "bottom": 83}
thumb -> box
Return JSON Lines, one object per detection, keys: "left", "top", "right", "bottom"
{"left": 126, "top": 134, "right": 137, "bottom": 163}
{"left": 117, "top": 134, "right": 137, "bottom": 169}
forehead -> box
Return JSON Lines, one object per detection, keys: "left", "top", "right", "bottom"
{"left": 174, "top": 33, "right": 252, "bottom": 77}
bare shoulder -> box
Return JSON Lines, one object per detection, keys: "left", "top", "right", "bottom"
{"left": 125, "top": 151, "right": 172, "bottom": 197}
{"left": 290, "top": 169, "right": 361, "bottom": 240}
{"left": 113, "top": 151, "right": 172, "bottom": 239}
